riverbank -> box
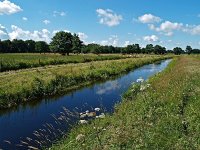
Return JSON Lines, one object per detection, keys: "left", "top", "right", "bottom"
{"left": 0, "top": 53, "right": 129, "bottom": 72}
{"left": 50, "top": 55, "right": 200, "bottom": 149}
{"left": 0, "top": 55, "right": 170, "bottom": 109}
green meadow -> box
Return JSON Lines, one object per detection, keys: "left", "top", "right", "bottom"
{"left": 50, "top": 55, "right": 200, "bottom": 150}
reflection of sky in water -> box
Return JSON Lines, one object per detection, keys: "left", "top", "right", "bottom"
{"left": 96, "top": 81, "right": 121, "bottom": 95}
{"left": 0, "top": 59, "right": 171, "bottom": 149}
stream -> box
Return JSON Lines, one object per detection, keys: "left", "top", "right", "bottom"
{"left": 0, "top": 59, "right": 171, "bottom": 150}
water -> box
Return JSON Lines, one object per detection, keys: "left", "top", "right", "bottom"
{"left": 0, "top": 59, "right": 171, "bottom": 149}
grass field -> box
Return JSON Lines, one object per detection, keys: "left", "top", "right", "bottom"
{"left": 0, "top": 53, "right": 130, "bottom": 72}
{"left": 0, "top": 55, "right": 169, "bottom": 109}
{"left": 50, "top": 55, "right": 200, "bottom": 150}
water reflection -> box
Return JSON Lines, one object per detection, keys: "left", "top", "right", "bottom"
{"left": 96, "top": 81, "right": 121, "bottom": 95}
{"left": 0, "top": 59, "right": 171, "bottom": 150}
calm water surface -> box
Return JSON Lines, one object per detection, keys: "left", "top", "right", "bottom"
{"left": 0, "top": 59, "right": 171, "bottom": 149}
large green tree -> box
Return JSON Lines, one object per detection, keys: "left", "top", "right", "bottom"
{"left": 173, "top": 47, "right": 183, "bottom": 55}
{"left": 72, "top": 33, "right": 83, "bottom": 54}
{"left": 50, "top": 31, "right": 73, "bottom": 55}
{"left": 185, "top": 45, "right": 192, "bottom": 55}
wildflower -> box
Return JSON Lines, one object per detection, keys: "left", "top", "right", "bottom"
{"left": 94, "top": 108, "right": 100, "bottom": 112}
{"left": 80, "top": 113, "right": 87, "bottom": 119}
{"left": 146, "top": 84, "right": 151, "bottom": 88}
{"left": 97, "top": 113, "right": 105, "bottom": 119}
{"left": 136, "top": 78, "right": 144, "bottom": 83}
{"left": 76, "top": 134, "right": 85, "bottom": 142}
{"left": 79, "top": 120, "right": 88, "bottom": 124}
{"left": 140, "top": 85, "right": 146, "bottom": 91}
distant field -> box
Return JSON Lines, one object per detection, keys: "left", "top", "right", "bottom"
{"left": 0, "top": 55, "right": 169, "bottom": 109}
{"left": 0, "top": 53, "right": 130, "bottom": 72}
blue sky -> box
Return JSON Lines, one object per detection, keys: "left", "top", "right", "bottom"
{"left": 1, "top": 0, "right": 200, "bottom": 49}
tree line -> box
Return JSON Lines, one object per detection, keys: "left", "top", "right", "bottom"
{"left": 0, "top": 31, "right": 200, "bottom": 55}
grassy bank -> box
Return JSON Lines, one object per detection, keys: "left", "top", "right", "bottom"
{"left": 50, "top": 55, "right": 200, "bottom": 150}
{"left": 0, "top": 53, "right": 131, "bottom": 72}
{"left": 0, "top": 55, "right": 170, "bottom": 109}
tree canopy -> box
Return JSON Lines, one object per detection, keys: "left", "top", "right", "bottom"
{"left": 0, "top": 31, "right": 200, "bottom": 55}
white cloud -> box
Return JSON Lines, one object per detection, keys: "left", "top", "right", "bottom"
{"left": 0, "top": 24, "right": 8, "bottom": 39}
{"left": 149, "top": 21, "right": 183, "bottom": 36}
{"left": 143, "top": 35, "right": 159, "bottom": 42}
{"left": 100, "top": 35, "right": 119, "bottom": 46}
{"left": 124, "top": 41, "right": 130, "bottom": 46}
{"left": 77, "top": 32, "right": 88, "bottom": 41}
{"left": 53, "top": 11, "right": 66, "bottom": 17}
{"left": 96, "top": 9, "right": 123, "bottom": 27}
{"left": 22, "top": 17, "right": 28, "bottom": 21}
{"left": 183, "top": 25, "right": 200, "bottom": 35}
{"left": 138, "top": 14, "right": 161, "bottom": 24}
{"left": 43, "top": 20, "right": 50, "bottom": 25}
{"left": 0, "top": 0, "right": 22, "bottom": 15}
{"left": 8, "top": 25, "right": 52, "bottom": 43}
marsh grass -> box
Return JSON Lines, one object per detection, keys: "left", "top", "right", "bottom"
{"left": 0, "top": 55, "right": 170, "bottom": 109}
{"left": 50, "top": 56, "right": 200, "bottom": 150}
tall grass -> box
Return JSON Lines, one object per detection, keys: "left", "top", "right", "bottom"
{"left": 0, "top": 55, "right": 170, "bottom": 109}
{"left": 50, "top": 56, "right": 200, "bottom": 150}
{"left": 0, "top": 53, "right": 131, "bottom": 72}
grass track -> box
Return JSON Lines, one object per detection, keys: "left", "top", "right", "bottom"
{"left": 0, "top": 55, "right": 169, "bottom": 109}
{"left": 0, "top": 53, "right": 130, "bottom": 72}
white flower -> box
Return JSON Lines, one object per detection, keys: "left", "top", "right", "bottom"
{"left": 140, "top": 85, "right": 146, "bottom": 91}
{"left": 94, "top": 108, "right": 100, "bottom": 111}
{"left": 80, "top": 113, "right": 87, "bottom": 119}
{"left": 136, "top": 78, "right": 144, "bottom": 83}
{"left": 97, "top": 113, "right": 105, "bottom": 119}
{"left": 79, "top": 120, "right": 88, "bottom": 124}
{"left": 76, "top": 134, "right": 85, "bottom": 142}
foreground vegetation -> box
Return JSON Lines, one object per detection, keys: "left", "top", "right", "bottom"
{"left": 0, "top": 53, "right": 129, "bottom": 72}
{"left": 0, "top": 55, "right": 170, "bottom": 109}
{"left": 51, "top": 55, "right": 200, "bottom": 149}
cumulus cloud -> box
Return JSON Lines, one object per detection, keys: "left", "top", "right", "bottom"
{"left": 0, "top": 24, "right": 9, "bottom": 39}
{"left": 124, "top": 41, "right": 130, "bottom": 46}
{"left": 138, "top": 14, "right": 161, "bottom": 24}
{"left": 149, "top": 21, "right": 183, "bottom": 36}
{"left": 96, "top": 9, "right": 123, "bottom": 27}
{"left": 143, "top": 35, "right": 159, "bottom": 42}
{"left": 0, "top": 0, "right": 22, "bottom": 15}
{"left": 43, "top": 20, "right": 50, "bottom": 25}
{"left": 8, "top": 25, "right": 52, "bottom": 43}
{"left": 183, "top": 25, "right": 200, "bottom": 35}
{"left": 77, "top": 32, "right": 88, "bottom": 41}
{"left": 53, "top": 11, "right": 66, "bottom": 17}
{"left": 100, "top": 35, "right": 119, "bottom": 46}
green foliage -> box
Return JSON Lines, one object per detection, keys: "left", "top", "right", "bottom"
{"left": 173, "top": 47, "right": 184, "bottom": 55}
{"left": 50, "top": 31, "right": 73, "bottom": 55}
{"left": 50, "top": 56, "right": 200, "bottom": 150}
{"left": 35, "top": 41, "right": 49, "bottom": 53}
{"left": 0, "top": 53, "right": 128, "bottom": 72}
{"left": 72, "top": 33, "right": 83, "bottom": 53}
{"left": 0, "top": 55, "right": 169, "bottom": 108}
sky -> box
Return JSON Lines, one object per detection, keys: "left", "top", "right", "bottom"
{"left": 1, "top": 0, "right": 200, "bottom": 49}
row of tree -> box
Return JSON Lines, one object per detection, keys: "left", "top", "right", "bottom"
{"left": 0, "top": 31, "right": 200, "bottom": 55}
